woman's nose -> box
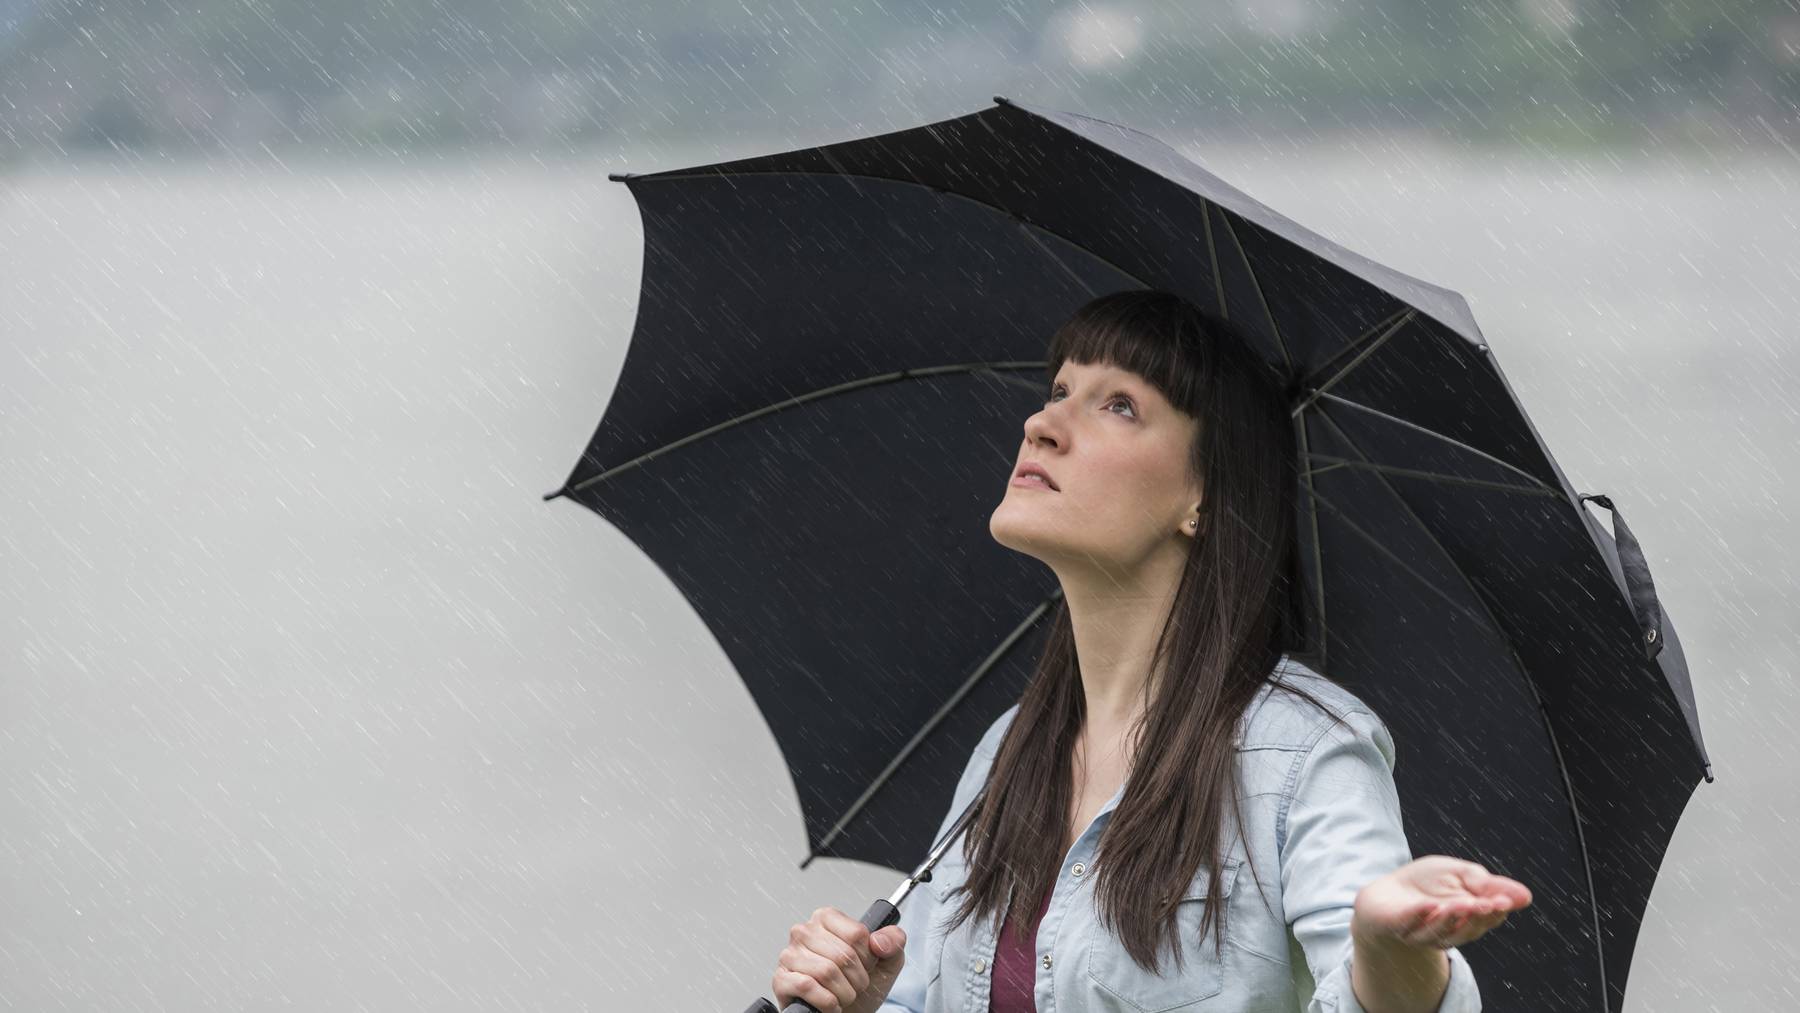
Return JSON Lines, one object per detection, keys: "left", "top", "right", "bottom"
{"left": 1023, "top": 408, "right": 1060, "bottom": 449}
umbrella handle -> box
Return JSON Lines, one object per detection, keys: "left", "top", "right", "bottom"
{"left": 740, "top": 898, "right": 901, "bottom": 1013}
{"left": 1579, "top": 493, "right": 1665, "bottom": 659}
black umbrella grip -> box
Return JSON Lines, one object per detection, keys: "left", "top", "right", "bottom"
{"left": 740, "top": 898, "right": 901, "bottom": 1013}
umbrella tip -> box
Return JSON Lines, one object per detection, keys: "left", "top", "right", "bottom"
{"left": 608, "top": 172, "right": 634, "bottom": 182}
{"left": 799, "top": 851, "right": 819, "bottom": 871}
{"left": 993, "top": 95, "right": 1012, "bottom": 106}
{"left": 1703, "top": 764, "right": 1715, "bottom": 784}
{"left": 542, "top": 487, "right": 567, "bottom": 502}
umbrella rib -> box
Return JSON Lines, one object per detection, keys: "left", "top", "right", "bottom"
{"left": 805, "top": 588, "right": 1065, "bottom": 866}
{"left": 1310, "top": 391, "right": 1559, "bottom": 495}
{"left": 1217, "top": 211, "right": 1294, "bottom": 370}
{"left": 1303, "top": 454, "right": 1563, "bottom": 499}
{"left": 1309, "top": 408, "right": 1609, "bottom": 1006}
{"left": 1302, "top": 304, "right": 1414, "bottom": 387}
{"left": 546, "top": 361, "right": 1049, "bottom": 499}
{"left": 1301, "top": 486, "right": 1492, "bottom": 630}
{"left": 1290, "top": 309, "right": 1415, "bottom": 417}
{"left": 1294, "top": 412, "right": 1329, "bottom": 670}
{"left": 615, "top": 167, "right": 1405, "bottom": 392}
{"left": 616, "top": 167, "right": 1460, "bottom": 413}
{"left": 616, "top": 167, "right": 1159, "bottom": 294}
{"left": 1015, "top": 219, "right": 1101, "bottom": 297}
{"left": 1203, "top": 202, "right": 1226, "bottom": 316}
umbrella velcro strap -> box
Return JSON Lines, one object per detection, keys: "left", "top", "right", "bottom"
{"left": 1579, "top": 493, "right": 1665, "bottom": 660}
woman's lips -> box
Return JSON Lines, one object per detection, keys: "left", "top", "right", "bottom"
{"left": 1011, "top": 474, "right": 1058, "bottom": 490}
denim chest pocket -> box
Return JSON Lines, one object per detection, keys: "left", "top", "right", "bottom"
{"left": 1084, "top": 858, "right": 1242, "bottom": 1012}
{"left": 924, "top": 858, "right": 968, "bottom": 987}
{"left": 925, "top": 925, "right": 948, "bottom": 987}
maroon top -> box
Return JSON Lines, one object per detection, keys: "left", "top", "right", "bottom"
{"left": 989, "top": 889, "right": 1052, "bottom": 1013}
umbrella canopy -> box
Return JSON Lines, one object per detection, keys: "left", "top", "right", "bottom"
{"left": 547, "top": 95, "right": 1711, "bottom": 1013}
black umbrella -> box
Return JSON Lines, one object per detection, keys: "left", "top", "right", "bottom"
{"left": 545, "top": 96, "right": 1712, "bottom": 1013}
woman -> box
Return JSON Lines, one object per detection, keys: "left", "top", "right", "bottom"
{"left": 769, "top": 290, "right": 1533, "bottom": 1013}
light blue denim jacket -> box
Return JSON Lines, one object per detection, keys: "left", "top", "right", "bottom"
{"left": 877, "top": 656, "right": 1481, "bottom": 1013}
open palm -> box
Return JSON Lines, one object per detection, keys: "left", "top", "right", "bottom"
{"left": 1351, "top": 856, "right": 1534, "bottom": 950}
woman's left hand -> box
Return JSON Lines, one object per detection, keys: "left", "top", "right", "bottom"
{"left": 1350, "top": 856, "right": 1533, "bottom": 950}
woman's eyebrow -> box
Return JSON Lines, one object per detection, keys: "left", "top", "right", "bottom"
{"left": 1055, "top": 366, "right": 1124, "bottom": 382}
{"left": 1052, "top": 373, "right": 1138, "bottom": 392}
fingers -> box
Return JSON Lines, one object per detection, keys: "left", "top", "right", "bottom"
{"left": 1464, "top": 874, "right": 1532, "bottom": 912}
{"left": 1393, "top": 857, "right": 1533, "bottom": 949}
{"left": 818, "top": 906, "right": 879, "bottom": 969}
{"left": 771, "top": 907, "right": 875, "bottom": 1012}
{"left": 808, "top": 941, "right": 865, "bottom": 1005}
{"left": 1410, "top": 896, "right": 1514, "bottom": 948}
{"left": 1415, "top": 905, "right": 1470, "bottom": 948}
{"left": 776, "top": 943, "right": 860, "bottom": 1011}
{"left": 1444, "top": 906, "right": 1480, "bottom": 940}
{"left": 1446, "top": 858, "right": 1533, "bottom": 909}
{"left": 1469, "top": 907, "right": 1512, "bottom": 935}
{"left": 773, "top": 966, "right": 846, "bottom": 1013}
{"left": 1446, "top": 907, "right": 1509, "bottom": 946}
{"left": 1402, "top": 898, "right": 1439, "bottom": 933}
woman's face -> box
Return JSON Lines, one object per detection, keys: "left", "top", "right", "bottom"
{"left": 989, "top": 358, "right": 1205, "bottom": 574}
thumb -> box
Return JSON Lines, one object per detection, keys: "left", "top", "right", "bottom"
{"left": 871, "top": 925, "right": 907, "bottom": 961}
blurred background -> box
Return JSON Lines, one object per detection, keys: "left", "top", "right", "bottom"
{"left": 6, "top": 0, "right": 1800, "bottom": 155}
{"left": 2, "top": 0, "right": 1795, "bottom": 1009}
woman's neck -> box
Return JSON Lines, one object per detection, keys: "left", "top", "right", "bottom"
{"left": 1056, "top": 559, "right": 1183, "bottom": 730}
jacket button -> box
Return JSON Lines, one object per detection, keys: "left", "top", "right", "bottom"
{"left": 1071, "top": 862, "right": 1085, "bottom": 878}
{"left": 974, "top": 958, "right": 986, "bottom": 973}
{"left": 1042, "top": 954, "right": 1053, "bottom": 970}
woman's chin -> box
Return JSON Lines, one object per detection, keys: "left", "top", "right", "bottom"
{"left": 989, "top": 515, "right": 1064, "bottom": 559}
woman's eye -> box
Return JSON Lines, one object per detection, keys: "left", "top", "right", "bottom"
{"left": 1046, "top": 386, "right": 1136, "bottom": 418}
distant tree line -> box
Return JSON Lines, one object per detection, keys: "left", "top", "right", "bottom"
{"left": 2, "top": 0, "right": 1795, "bottom": 159}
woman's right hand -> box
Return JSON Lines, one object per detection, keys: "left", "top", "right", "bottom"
{"left": 770, "top": 906, "right": 907, "bottom": 1013}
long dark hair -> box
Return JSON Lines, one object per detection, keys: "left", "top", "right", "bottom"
{"left": 944, "top": 288, "right": 1342, "bottom": 974}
